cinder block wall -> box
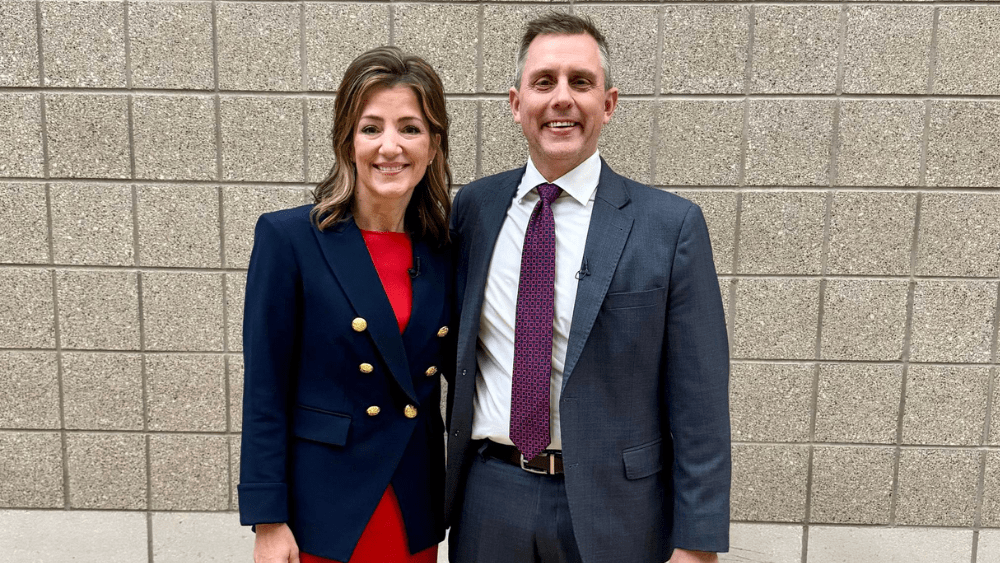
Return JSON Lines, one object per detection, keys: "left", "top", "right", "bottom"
{"left": 1, "top": 1, "right": 999, "bottom": 561}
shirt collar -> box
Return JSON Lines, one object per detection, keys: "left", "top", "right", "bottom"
{"left": 516, "top": 150, "right": 602, "bottom": 206}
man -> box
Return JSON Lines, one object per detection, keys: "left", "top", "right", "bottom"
{"left": 446, "top": 13, "right": 731, "bottom": 563}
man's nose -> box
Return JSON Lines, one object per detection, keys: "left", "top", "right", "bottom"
{"left": 551, "top": 80, "right": 573, "bottom": 107}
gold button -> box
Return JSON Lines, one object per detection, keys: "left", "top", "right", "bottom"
{"left": 352, "top": 317, "right": 367, "bottom": 332}
{"left": 366, "top": 406, "right": 380, "bottom": 416}
{"left": 437, "top": 326, "right": 449, "bottom": 337}
{"left": 359, "top": 363, "right": 373, "bottom": 374}
{"left": 425, "top": 366, "right": 438, "bottom": 377}
{"left": 404, "top": 405, "right": 417, "bottom": 418}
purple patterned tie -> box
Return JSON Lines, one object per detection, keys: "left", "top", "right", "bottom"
{"left": 510, "top": 183, "right": 561, "bottom": 460}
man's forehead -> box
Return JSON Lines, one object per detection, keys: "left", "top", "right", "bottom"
{"left": 525, "top": 33, "right": 601, "bottom": 61}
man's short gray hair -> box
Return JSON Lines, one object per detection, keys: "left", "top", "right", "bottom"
{"left": 513, "top": 12, "right": 614, "bottom": 91}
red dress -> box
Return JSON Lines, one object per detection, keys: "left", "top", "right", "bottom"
{"left": 300, "top": 230, "right": 437, "bottom": 563}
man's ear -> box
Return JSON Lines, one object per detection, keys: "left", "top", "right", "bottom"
{"left": 603, "top": 87, "right": 619, "bottom": 124}
{"left": 509, "top": 87, "right": 522, "bottom": 123}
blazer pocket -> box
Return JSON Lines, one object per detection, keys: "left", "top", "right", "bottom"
{"left": 603, "top": 287, "right": 666, "bottom": 310}
{"left": 622, "top": 438, "right": 663, "bottom": 480}
{"left": 293, "top": 405, "right": 351, "bottom": 446}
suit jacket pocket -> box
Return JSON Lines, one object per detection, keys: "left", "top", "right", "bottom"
{"left": 603, "top": 287, "right": 666, "bottom": 310}
{"left": 293, "top": 405, "right": 351, "bottom": 446}
{"left": 622, "top": 438, "right": 663, "bottom": 480}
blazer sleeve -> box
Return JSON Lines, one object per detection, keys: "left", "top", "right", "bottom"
{"left": 662, "top": 204, "right": 732, "bottom": 552}
{"left": 238, "top": 214, "right": 303, "bottom": 526}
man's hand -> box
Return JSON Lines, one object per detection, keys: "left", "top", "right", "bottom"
{"left": 670, "top": 548, "right": 719, "bottom": 563}
{"left": 254, "top": 523, "right": 300, "bottom": 563}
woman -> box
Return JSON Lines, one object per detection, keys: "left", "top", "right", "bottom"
{"left": 239, "top": 47, "right": 452, "bottom": 563}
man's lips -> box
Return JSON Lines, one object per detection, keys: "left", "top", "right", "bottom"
{"left": 544, "top": 121, "right": 579, "bottom": 129}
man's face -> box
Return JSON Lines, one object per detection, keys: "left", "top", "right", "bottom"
{"left": 510, "top": 33, "right": 618, "bottom": 181}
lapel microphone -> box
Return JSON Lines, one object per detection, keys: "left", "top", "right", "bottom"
{"left": 408, "top": 257, "right": 421, "bottom": 279}
{"left": 575, "top": 257, "right": 590, "bottom": 280}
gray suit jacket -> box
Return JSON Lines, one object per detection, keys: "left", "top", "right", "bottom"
{"left": 445, "top": 161, "right": 731, "bottom": 563}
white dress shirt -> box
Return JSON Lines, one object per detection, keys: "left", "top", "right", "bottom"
{"left": 471, "top": 151, "right": 601, "bottom": 450}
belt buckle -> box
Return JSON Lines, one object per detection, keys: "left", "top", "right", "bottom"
{"left": 519, "top": 452, "right": 554, "bottom": 475}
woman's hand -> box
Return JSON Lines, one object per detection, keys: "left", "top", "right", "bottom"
{"left": 254, "top": 523, "right": 300, "bottom": 563}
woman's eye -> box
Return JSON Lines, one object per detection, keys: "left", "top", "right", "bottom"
{"left": 360, "top": 125, "right": 378, "bottom": 134}
{"left": 403, "top": 125, "right": 422, "bottom": 134}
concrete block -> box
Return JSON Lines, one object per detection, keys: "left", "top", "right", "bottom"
{"left": 137, "top": 185, "right": 221, "bottom": 268}
{"left": 142, "top": 272, "right": 225, "bottom": 352}
{"left": 722, "top": 523, "right": 801, "bottom": 563}
{"left": 395, "top": 3, "right": 478, "bottom": 94}
{"left": 226, "top": 273, "right": 246, "bottom": 354}
{"left": 729, "top": 362, "right": 812, "bottom": 442}
{"left": 62, "top": 352, "right": 143, "bottom": 430}
{"left": 809, "top": 446, "right": 894, "bottom": 525}
{"left": 910, "top": 280, "right": 997, "bottom": 364}
{"left": 902, "top": 365, "right": 989, "bottom": 446}
{"left": 230, "top": 436, "right": 240, "bottom": 511}
{"left": 751, "top": 6, "right": 839, "bottom": 94}
{"left": 978, "top": 531, "right": 1000, "bottom": 560}
{"left": 150, "top": 434, "right": 229, "bottom": 510}
{"left": 737, "top": 191, "right": 825, "bottom": 274}
{"left": 837, "top": 100, "right": 924, "bottom": 186}
{"left": 133, "top": 95, "right": 217, "bottom": 181}
{"left": 808, "top": 526, "right": 972, "bottom": 562}
{"left": 146, "top": 354, "right": 227, "bottom": 432}
{"left": 481, "top": 99, "right": 528, "bottom": 177}
{"left": 41, "top": 0, "right": 125, "bottom": 87}
{"left": 66, "top": 433, "right": 146, "bottom": 509}
{"left": 661, "top": 6, "right": 749, "bottom": 94}
{"left": 917, "top": 193, "right": 1000, "bottom": 278}
{"left": 0, "top": 183, "right": 48, "bottom": 264}
{"left": 0, "top": 269, "right": 54, "bottom": 348}
{"left": 980, "top": 452, "right": 1000, "bottom": 527}
{"left": 935, "top": 7, "right": 1000, "bottom": 95}
{"left": 220, "top": 96, "right": 304, "bottom": 183}
{"left": 827, "top": 191, "right": 916, "bottom": 276}
{"left": 656, "top": 100, "right": 742, "bottom": 186}
{"left": 50, "top": 183, "right": 134, "bottom": 265}
{"left": 481, "top": 5, "right": 570, "bottom": 94}
{"left": 731, "top": 444, "right": 808, "bottom": 522}
{"left": 896, "top": 448, "right": 980, "bottom": 526}
{"left": 222, "top": 186, "right": 304, "bottom": 269}
{"left": 45, "top": 94, "right": 130, "bottom": 179}
{"left": 152, "top": 512, "right": 254, "bottom": 562}
{"left": 576, "top": 6, "right": 658, "bottom": 95}
{"left": 732, "top": 278, "right": 820, "bottom": 360}
{"left": 217, "top": 2, "right": 300, "bottom": 91}
{"left": 843, "top": 6, "right": 933, "bottom": 95}
{"left": 745, "top": 100, "right": 834, "bottom": 186}
{"left": 229, "top": 355, "right": 243, "bottom": 432}
{"left": 129, "top": 1, "right": 214, "bottom": 90}
{"left": 821, "top": 280, "right": 909, "bottom": 361}
{"left": 927, "top": 101, "right": 1000, "bottom": 188}
{"left": 671, "top": 190, "right": 737, "bottom": 275}
{"left": 598, "top": 99, "right": 652, "bottom": 184}
{"left": 0, "top": 352, "right": 59, "bottom": 429}
{"left": 815, "top": 364, "right": 902, "bottom": 444}
{"left": 56, "top": 270, "right": 140, "bottom": 350}
{"left": 0, "top": 0, "right": 39, "bottom": 86}
{"left": 447, "top": 99, "right": 478, "bottom": 185}
{"left": 0, "top": 432, "right": 63, "bottom": 507}
{"left": 0, "top": 510, "right": 147, "bottom": 561}
{"left": 0, "top": 93, "right": 43, "bottom": 177}
{"left": 306, "top": 97, "right": 337, "bottom": 184}
{"left": 305, "top": 3, "right": 389, "bottom": 92}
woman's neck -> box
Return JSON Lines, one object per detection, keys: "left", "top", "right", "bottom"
{"left": 353, "top": 199, "right": 408, "bottom": 233}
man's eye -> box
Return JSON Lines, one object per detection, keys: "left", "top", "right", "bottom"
{"left": 535, "top": 79, "right": 553, "bottom": 88}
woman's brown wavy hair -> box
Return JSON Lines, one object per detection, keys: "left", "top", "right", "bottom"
{"left": 311, "top": 46, "right": 451, "bottom": 245}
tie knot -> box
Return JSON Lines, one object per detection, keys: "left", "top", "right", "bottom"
{"left": 536, "top": 183, "right": 561, "bottom": 205}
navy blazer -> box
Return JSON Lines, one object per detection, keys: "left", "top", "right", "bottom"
{"left": 239, "top": 204, "right": 452, "bottom": 561}
{"left": 446, "top": 161, "right": 731, "bottom": 563}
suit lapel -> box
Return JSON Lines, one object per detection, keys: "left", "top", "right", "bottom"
{"left": 406, "top": 237, "right": 445, "bottom": 348}
{"left": 562, "top": 162, "right": 633, "bottom": 388}
{"left": 313, "top": 217, "right": 417, "bottom": 402}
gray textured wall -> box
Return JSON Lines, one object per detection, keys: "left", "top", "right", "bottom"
{"left": 1, "top": 0, "right": 999, "bottom": 561}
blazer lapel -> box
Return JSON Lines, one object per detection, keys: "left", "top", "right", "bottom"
{"left": 313, "top": 217, "right": 417, "bottom": 402}
{"left": 562, "top": 161, "right": 633, "bottom": 388}
{"left": 406, "top": 237, "right": 445, "bottom": 347}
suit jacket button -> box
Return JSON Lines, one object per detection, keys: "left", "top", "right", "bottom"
{"left": 437, "top": 326, "right": 449, "bottom": 337}
{"left": 366, "top": 406, "right": 380, "bottom": 416}
{"left": 404, "top": 405, "right": 418, "bottom": 418}
{"left": 425, "top": 366, "right": 438, "bottom": 377}
{"left": 352, "top": 317, "right": 367, "bottom": 332}
{"left": 359, "top": 363, "right": 373, "bottom": 374}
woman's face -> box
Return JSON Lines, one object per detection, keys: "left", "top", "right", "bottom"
{"left": 352, "top": 85, "right": 436, "bottom": 210}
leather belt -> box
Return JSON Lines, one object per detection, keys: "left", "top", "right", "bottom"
{"left": 484, "top": 441, "right": 564, "bottom": 475}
